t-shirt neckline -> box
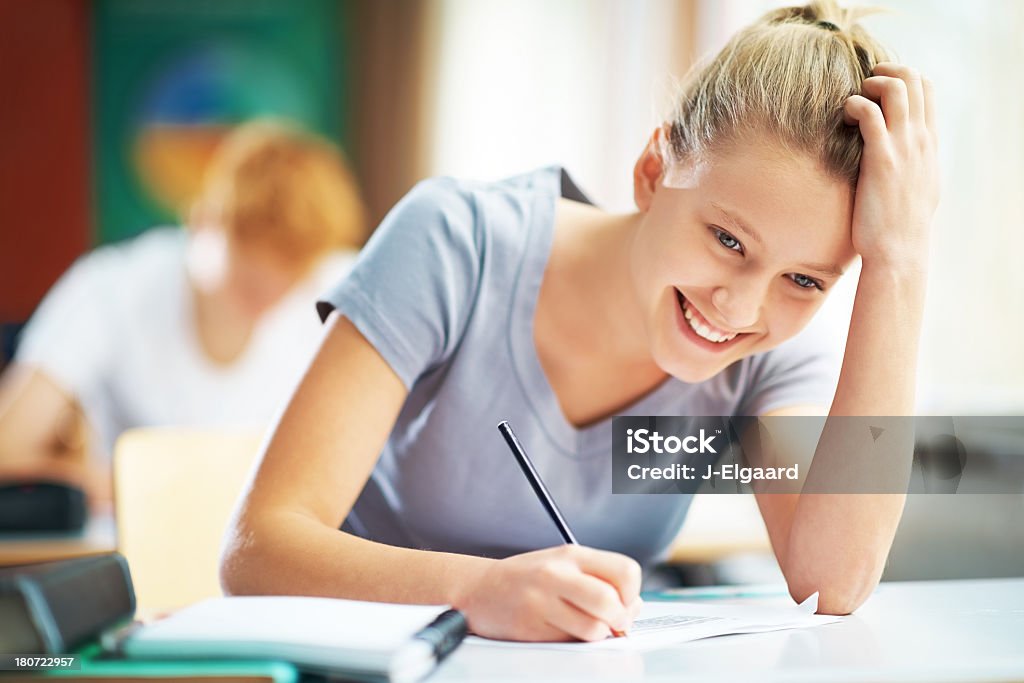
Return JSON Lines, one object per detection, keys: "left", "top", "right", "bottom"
{"left": 507, "top": 165, "right": 680, "bottom": 458}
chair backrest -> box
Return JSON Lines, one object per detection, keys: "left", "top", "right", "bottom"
{"left": 113, "top": 427, "right": 265, "bottom": 615}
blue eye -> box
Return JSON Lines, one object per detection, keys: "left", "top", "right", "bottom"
{"left": 713, "top": 228, "right": 742, "bottom": 253}
{"left": 790, "top": 273, "right": 825, "bottom": 291}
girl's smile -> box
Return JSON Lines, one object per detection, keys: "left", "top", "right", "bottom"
{"left": 673, "top": 288, "right": 750, "bottom": 353}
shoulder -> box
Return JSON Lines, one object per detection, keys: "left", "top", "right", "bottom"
{"left": 384, "top": 169, "right": 557, "bottom": 247}
{"left": 65, "top": 227, "right": 185, "bottom": 287}
{"left": 344, "top": 177, "right": 482, "bottom": 282}
{"left": 88, "top": 226, "right": 185, "bottom": 265}
{"left": 345, "top": 171, "right": 545, "bottom": 292}
{"left": 388, "top": 176, "right": 479, "bottom": 237}
{"left": 92, "top": 227, "right": 187, "bottom": 304}
{"left": 29, "top": 228, "right": 184, "bottom": 311}
{"left": 314, "top": 168, "right": 561, "bottom": 385}
{"left": 14, "top": 228, "right": 187, "bottom": 381}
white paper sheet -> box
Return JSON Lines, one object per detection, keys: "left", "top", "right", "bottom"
{"left": 466, "top": 592, "right": 839, "bottom": 651}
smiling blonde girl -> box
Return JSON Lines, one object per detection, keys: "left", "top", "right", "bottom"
{"left": 222, "top": 0, "right": 939, "bottom": 642}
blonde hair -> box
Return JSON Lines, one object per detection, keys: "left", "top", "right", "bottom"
{"left": 667, "top": 0, "right": 891, "bottom": 187}
{"left": 194, "top": 119, "right": 367, "bottom": 266}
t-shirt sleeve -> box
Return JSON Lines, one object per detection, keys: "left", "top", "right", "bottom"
{"left": 735, "top": 303, "right": 849, "bottom": 416}
{"left": 15, "top": 251, "right": 116, "bottom": 406}
{"left": 316, "top": 177, "right": 482, "bottom": 389}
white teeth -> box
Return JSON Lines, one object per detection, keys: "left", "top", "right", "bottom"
{"left": 681, "top": 297, "right": 737, "bottom": 343}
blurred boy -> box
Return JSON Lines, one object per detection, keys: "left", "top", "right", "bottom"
{"left": 0, "top": 120, "right": 366, "bottom": 509}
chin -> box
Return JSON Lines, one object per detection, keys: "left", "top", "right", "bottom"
{"left": 645, "top": 291, "right": 735, "bottom": 383}
{"left": 649, "top": 342, "right": 727, "bottom": 384}
{"left": 666, "top": 358, "right": 730, "bottom": 384}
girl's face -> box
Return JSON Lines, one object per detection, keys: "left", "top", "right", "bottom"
{"left": 630, "top": 136, "right": 858, "bottom": 384}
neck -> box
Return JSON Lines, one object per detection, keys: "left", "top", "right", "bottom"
{"left": 190, "top": 284, "right": 257, "bottom": 366}
{"left": 550, "top": 199, "right": 662, "bottom": 371}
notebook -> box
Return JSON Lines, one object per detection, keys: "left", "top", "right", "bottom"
{"left": 115, "top": 596, "right": 467, "bottom": 683}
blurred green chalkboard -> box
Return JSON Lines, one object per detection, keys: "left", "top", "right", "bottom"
{"left": 93, "top": 0, "right": 349, "bottom": 244}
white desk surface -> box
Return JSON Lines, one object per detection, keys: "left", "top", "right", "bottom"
{"left": 438, "top": 577, "right": 1024, "bottom": 682}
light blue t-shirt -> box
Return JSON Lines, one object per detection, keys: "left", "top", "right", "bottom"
{"left": 317, "top": 166, "right": 843, "bottom": 568}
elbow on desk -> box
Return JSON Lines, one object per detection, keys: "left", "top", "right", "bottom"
{"left": 787, "top": 568, "right": 880, "bottom": 616}
{"left": 783, "top": 538, "right": 888, "bottom": 616}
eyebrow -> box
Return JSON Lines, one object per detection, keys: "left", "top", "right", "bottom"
{"left": 710, "top": 202, "right": 846, "bottom": 278}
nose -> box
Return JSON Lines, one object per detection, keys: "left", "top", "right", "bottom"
{"left": 710, "top": 276, "right": 767, "bottom": 331}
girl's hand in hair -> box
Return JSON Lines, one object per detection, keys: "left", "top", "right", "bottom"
{"left": 843, "top": 62, "right": 940, "bottom": 272}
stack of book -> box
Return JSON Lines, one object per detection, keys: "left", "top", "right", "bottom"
{"left": 0, "top": 553, "right": 466, "bottom": 682}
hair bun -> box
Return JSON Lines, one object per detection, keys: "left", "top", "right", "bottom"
{"left": 667, "top": 0, "right": 892, "bottom": 189}
{"left": 762, "top": 1, "right": 856, "bottom": 30}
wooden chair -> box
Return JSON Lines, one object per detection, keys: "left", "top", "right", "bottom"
{"left": 113, "top": 427, "right": 265, "bottom": 615}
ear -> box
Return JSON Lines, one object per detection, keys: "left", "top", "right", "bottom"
{"left": 633, "top": 126, "right": 668, "bottom": 212}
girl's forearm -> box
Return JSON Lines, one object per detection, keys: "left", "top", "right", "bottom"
{"left": 220, "top": 509, "right": 493, "bottom": 606}
{"left": 783, "top": 259, "right": 927, "bottom": 614}
{"left": 830, "top": 259, "right": 928, "bottom": 415}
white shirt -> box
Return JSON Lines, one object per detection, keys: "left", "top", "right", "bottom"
{"left": 16, "top": 227, "right": 355, "bottom": 456}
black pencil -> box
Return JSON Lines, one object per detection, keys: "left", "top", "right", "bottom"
{"left": 497, "top": 420, "right": 577, "bottom": 544}
{"left": 497, "top": 420, "right": 627, "bottom": 638}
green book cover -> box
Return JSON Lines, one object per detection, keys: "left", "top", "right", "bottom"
{"left": 43, "top": 641, "right": 298, "bottom": 681}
